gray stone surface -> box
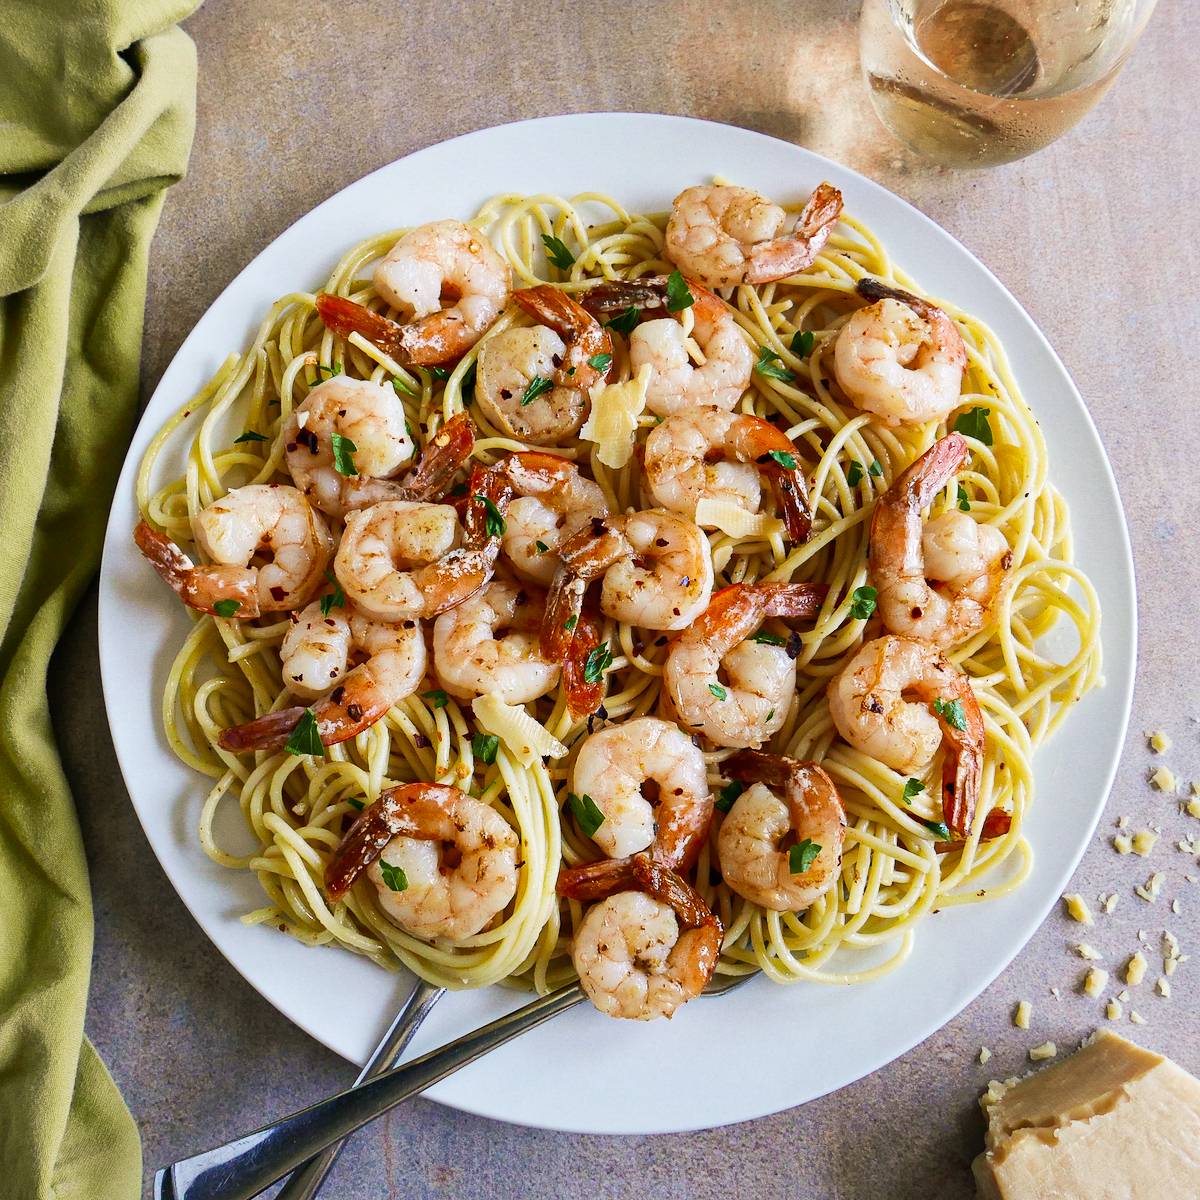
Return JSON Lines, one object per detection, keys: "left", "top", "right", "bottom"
{"left": 59, "top": 2, "right": 1197, "bottom": 1196}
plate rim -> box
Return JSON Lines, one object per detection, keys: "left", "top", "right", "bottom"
{"left": 99, "top": 111, "right": 1137, "bottom": 1134}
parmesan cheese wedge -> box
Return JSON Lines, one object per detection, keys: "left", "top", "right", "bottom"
{"left": 471, "top": 694, "right": 567, "bottom": 768}
{"left": 693, "top": 499, "right": 785, "bottom": 539}
{"left": 974, "top": 1030, "right": 1200, "bottom": 1199}
{"left": 580, "top": 363, "right": 651, "bottom": 468}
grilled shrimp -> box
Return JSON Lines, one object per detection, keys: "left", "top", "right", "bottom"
{"left": 643, "top": 406, "right": 812, "bottom": 541}
{"left": 285, "top": 384, "right": 473, "bottom": 518}
{"left": 541, "top": 509, "right": 714, "bottom": 661}
{"left": 217, "top": 599, "right": 426, "bottom": 753}
{"left": 664, "top": 582, "right": 828, "bottom": 749}
{"left": 827, "top": 634, "right": 984, "bottom": 836}
{"left": 473, "top": 286, "right": 612, "bottom": 444}
{"left": 324, "top": 784, "right": 518, "bottom": 940}
{"left": 316, "top": 220, "right": 510, "bottom": 366}
{"left": 134, "top": 484, "right": 333, "bottom": 618}
{"left": 871, "top": 433, "right": 1012, "bottom": 648}
{"left": 562, "top": 853, "right": 722, "bottom": 1020}
{"left": 718, "top": 750, "right": 846, "bottom": 911}
{"left": 566, "top": 716, "right": 712, "bottom": 869}
{"left": 432, "top": 579, "right": 559, "bottom": 704}
{"left": 333, "top": 466, "right": 512, "bottom": 621}
{"left": 833, "top": 279, "right": 967, "bottom": 426}
{"left": 499, "top": 452, "right": 610, "bottom": 586}
{"left": 664, "top": 181, "right": 843, "bottom": 288}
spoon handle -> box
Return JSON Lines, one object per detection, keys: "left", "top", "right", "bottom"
{"left": 154, "top": 983, "right": 586, "bottom": 1200}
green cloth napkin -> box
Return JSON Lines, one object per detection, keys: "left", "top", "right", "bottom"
{"left": 0, "top": 3, "right": 197, "bottom": 1196}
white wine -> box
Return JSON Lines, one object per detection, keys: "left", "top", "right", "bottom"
{"left": 860, "top": 0, "right": 1155, "bottom": 167}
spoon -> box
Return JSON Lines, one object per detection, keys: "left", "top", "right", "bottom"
{"left": 155, "top": 973, "right": 751, "bottom": 1200}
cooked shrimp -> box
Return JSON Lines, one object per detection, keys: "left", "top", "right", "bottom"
{"left": 833, "top": 278, "right": 967, "bottom": 426}
{"left": 286, "top": 387, "right": 473, "bottom": 518}
{"left": 217, "top": 600, "right": 426, "bottom": 753}
{"left": 871, "top": 433, "right": 1012, "bottom": 648}
{"left": 500, "top": 452, "right": 610, "bottom": 586}
{"left": 562, "top": 853, "right": 722, "bottom": 1021}
{"left": 432, "top": 579, "right": 559, "bottom": 704}
{"left": 566, "top": 716, "right": 711, "bottom": 870}
{"left": 324, "top": 784, "right": 518, "bottom": 941}
{"left": 643, "top": 406, "right": 812, "bottom": 541}
{"left": 827, "top": 634, "right": 984, "bottom": 836}
{"left": 541, "top": 509, "right": 714, "bottom": 661}
{"left": 664, "top": 582, "right": 828, "bottom": 749}
{"left": 664, "top": 181, "right": 843, "bottom": 288}
{"left": 134, "top": 484, "right": 333, "bottom": 618}
{"left": 473, "top": 286, "right": 612, "bottom": 444}
{"left": 316, "top": 220, "right": 510, "bottom": 367}
{"left": 718, "top": 750, "right": 846, "bottom": 911}
{"left": 334, "top": 466, "right": 512, "bottom": 621}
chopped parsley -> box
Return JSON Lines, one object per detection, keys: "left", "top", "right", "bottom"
{"left": 346, "top": 798, "right": 365, "bottom": 811}
{"left": 767, "top": 448, "right": 797, "bottom": 470}
{"left": 790, "top": 329, "right": 815, "bottom": 357}
{"left": 934, "top": 696, "right": 967, "bottom": 731}
{"left": 472, "top": 733, "right": 500, "bottom": 765}
{"left": 901, "top": 778, "right": 926, "bottom": 805}
{"left": 846, "top": 460, "right": 864, "bottom": 487}
{"left": 755, "top": 345, "right": 795, "bottom": 383}
{"left": 708, "top": 683, "right": 728, "bottom": 701}
{"left": 212, "top": 599, "right": 241, "bottom": 618}
{"left": 392, "top": 376, "right": 417, "bottom": 397}
{"left": 378, "top": 860, "right": 408, "bottom": 892}
{"left": 319, "top": 569, "right": 345, "bottom": 616}
{"left": 563, "top": 614, "right": 578, "bottom": 632}
{"left": 284, "top": 708, "right": 324, "bottom": 757}
{"left": 521, "top": 375, "right": 554, "bottom": 406}
{"left": 921, "top": 818, "right": 952, "bottom": 841}
{"left": 429, "top": 366, "right": 450, "bottom": 381}
{"left": 567, "top": 791, "right": 605, "bottom": 837}
{"left": 475, "top": 494, "right": 507, "bottom": 537}
{"left": 715, "top": 780, "right": 746, "bottom": 814}
{"left": 331, "top": 432, "right": 358, "bottom": 477}
{"left": 953, "top": 406, "right": 993, "bottom": 446}
{"left": 957, "top": 483, "right": 971, "bottom": 512}
{"left": 751, "top": 630, "right": 787, "bottom": 646}
{"left": 789, "top": 839, "right": 822, "bottom": 874}
{"left": 868, "top": 459, "right": 883, "bottom": 477}
{"left": 604, "top": 306, "right": 640, "bottom": 336}
{"left": 423, "top": 689, "right": 449, "bottom": 709}
{"left": 582, "top": 643, "right": 613, "bottom": 684}
{"left": 587, "top": 352, "right": 613, "bottom": 374}
{"left": 541, "top": 233, "right": 576, "bottom": 271}
{"left": 665, "top": 270, "right": 694, "bottom": 312}
{"left": 849, "top": 585, "right": 877, "bottom": 620}
{"left": 535, "top": 540, "right": 550, "bottom": 554}
{"left": 233, "top": 430, "right": 268, "bottom": 444}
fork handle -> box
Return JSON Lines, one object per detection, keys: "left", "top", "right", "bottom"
{"left": 274, "top": 979, "right": 446, "bottom": 1200}
{"left": 154, "top": 983, "right": 586, "bottom": 1200}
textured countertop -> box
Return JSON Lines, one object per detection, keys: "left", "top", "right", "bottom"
{"left": 66, "top": 3, "right": 1198, "bottom": 1197}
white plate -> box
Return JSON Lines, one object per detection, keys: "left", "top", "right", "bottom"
{"left": 99, "top": 113, "right": 1135, "bottom": 1134}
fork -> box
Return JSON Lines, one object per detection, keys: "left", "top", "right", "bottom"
{"left": 154, "top": 972, "right": 752, "bottom": 1200}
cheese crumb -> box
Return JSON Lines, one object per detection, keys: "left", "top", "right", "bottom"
{"left": 1125, "top": 952, "right": 1148, "bottom": 986}
{"left": 1179, "top": 835, "right": 1200, "bottom": 855}
{"left": 979, "top": 1046, "right": 992, "bottom": 1065}
{"left": 1173, "top": 898, "right": 1182, "bottom": 915}
{"left": 1075, "top": 943, "right": 1103, "bottom": 960}
{"left": 1131, "top": 830, "right": 1158, "bottom": 856}
{"left": 1186, "top": 797, "right": 1200, "bottom": 820}
{"left": 1147, "top": 730, "right": 1172, "bottom": 753}
{"left": 1156, "top": 977, "right": 1171, "bottom": 998}
{"left": 1117, "top": 815, "right": 1129, "bottom": 829}
{"left": 1113, "top": 834, "right": 1132, "bottom": 855}
{"left": 1062, "top": 894, "right": 1093, "bottom": 924}
{"left": 1117, "top": 988, "right": 1130, "bottom": 1002}
{"left": 1106, "top": 997, "right": 1123, "bottom": 1020}
{"left": 1029, "top": 1041, "right": 1057, "bottom": 1061}
{"left": 1150, "top": 766, "right": 1177, "bottom": 793}
{"left": 1102, "top": 892, "right": 1119, "bottom": 914}
{"left": 1129, "top": 1010, "right": 1148, "bottom": 1025}
{"left": 1134, "top": 872, "right": 1165, "bottom": 903}
{"left": 1082, "top": 967, "right": 1108, "bottom": 997}
{"left": 1014, "top": 999, "right": 1032, "bottom": 1029}
{"left": 1164, "top": 957, "right": 1178, "bottom": 976}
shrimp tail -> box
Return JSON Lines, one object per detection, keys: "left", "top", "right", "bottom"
{"left": 315, "top": 293, "right": 410, "bottom": 360}
{"left": 761, "top": 457, "right": 812, "bottom": 542}
{"left": 561, "top": 609, "right": 606, "bottom": 719}
{"left": 324, "top": 783, "right": 461, "bottom": 900}
{"left": 937, "top": 677, "right": 985, "bottom": 837}
{"left": 400, "top": 413, "right": 476, "bottom": 501}
{"left": 757, "top": 581, "right": 830, "bottom": 620}
{"left": 745, "top": 182, "right": 843, "bottom": 285}
{"left": 934, "top": 806, "right": 1012, "bottom": 853}
{"left": 723, "top": 748, "right": 794, "bottom": 789}
{"left": 134, "top": 519, "right": 261, "bottom": 618}
{"left": 628, "top": 854, "right": 719, "bottom": 933}
{"left": 512, "top": 285, "right": 612, "bottom": 388}
{"left": 581, "top": 276, "right": 672, "bottom": 316}
{"left": 540, "top": 518, "right": 628, "bottom": 663}
{"left": 855, "top": 277, "right": 948, "bottom": 329}
{"left": 461, "top": 463, "right": 514, "bottom": 548}
{"left": 556, "top": 854, "right": 638, "bottom": 900}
